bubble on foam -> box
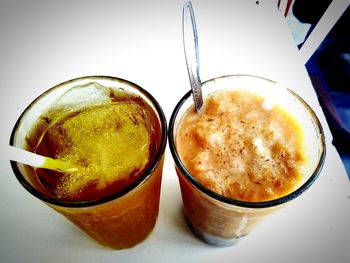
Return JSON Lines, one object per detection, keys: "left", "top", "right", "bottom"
{"left": 262, "top": 98, "right": 275, "bottom": 110}
{"left": 252, "top": 137, "right": 270, "bottom": 160}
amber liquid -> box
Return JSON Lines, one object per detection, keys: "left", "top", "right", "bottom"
{"left": 27, "top": 89, "right": 161, "bottom": 202}
{"left": 24, "top": 84, "right": 164, "bottom": 249}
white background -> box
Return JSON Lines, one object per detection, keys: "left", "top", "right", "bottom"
{"left": 0, "top": 0, "right": 349, "bottom": 262}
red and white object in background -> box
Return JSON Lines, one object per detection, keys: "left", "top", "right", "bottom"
{"left": 277, "top": 0, "right": 293, "bottom": 16}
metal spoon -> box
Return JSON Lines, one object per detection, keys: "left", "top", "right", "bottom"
{"left": 182, "top": 1, "right": 203, "bottom": 112}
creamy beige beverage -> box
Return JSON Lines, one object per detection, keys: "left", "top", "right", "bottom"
{"left": 170, "top": 75, "right": 325, "bottom": 247}
{"left": 176, "top": 89, "right": 306, "bottom": 202}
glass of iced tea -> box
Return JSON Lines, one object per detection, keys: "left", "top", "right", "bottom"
{"left": 169, "top": 74, "right": 326, "bottom": 246}
{"left": 10, "top": 76, "right": 167, "bottom": 249}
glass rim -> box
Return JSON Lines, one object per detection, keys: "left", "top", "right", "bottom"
{"left": 168, "top": 74, "right": 326, "bottom": 209}
{"left": 10, "top": 75, "right": 168, "bottom": 208}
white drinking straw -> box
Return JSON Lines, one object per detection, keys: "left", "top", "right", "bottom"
{"left": 8, "top": 145, "right": 77, "bottom": 172}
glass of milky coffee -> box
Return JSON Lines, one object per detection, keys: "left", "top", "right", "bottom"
{"left": 169, "top": 74, "right": 326, "bottom": 247}
{"left": 10, "top": 76, "right": 167, "bottom": 249}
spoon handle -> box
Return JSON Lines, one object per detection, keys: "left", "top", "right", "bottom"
{"left": 183, "top": 1, "right": 203, "bottom": 112}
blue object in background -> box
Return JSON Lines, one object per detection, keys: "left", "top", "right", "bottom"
{"left": 302, "top": 6, "right": 350, "bottom": 179}
{"left": 289, "top": 0, "right": 350, "bottom": 179}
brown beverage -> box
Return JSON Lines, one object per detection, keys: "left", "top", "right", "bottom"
{"left": 11, "top": 77, "right": 167, "bottom": 249}
{"left": 28, "top": 87, "right": 160, "bottom": 202}
{"left": 169, "top": 75, "right": 325, "bottom": 246}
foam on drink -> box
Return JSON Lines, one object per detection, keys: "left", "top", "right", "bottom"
{"left": 176, "top": 89, "right": 306, "bottom": 202}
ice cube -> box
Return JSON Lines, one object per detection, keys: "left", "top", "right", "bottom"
{"left": 55, "top": 82, "right": 112, "bottom": 110}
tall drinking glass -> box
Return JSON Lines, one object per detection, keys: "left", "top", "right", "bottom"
{"left": 10, "top": 76, "right": 167, "bottom": 249}
{"left": 168, "top": 74, "right": 325, "bottom": 246}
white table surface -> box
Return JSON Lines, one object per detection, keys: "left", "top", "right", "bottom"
{"left": 0, "top": 1, "right": 349, "bottom": 262}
